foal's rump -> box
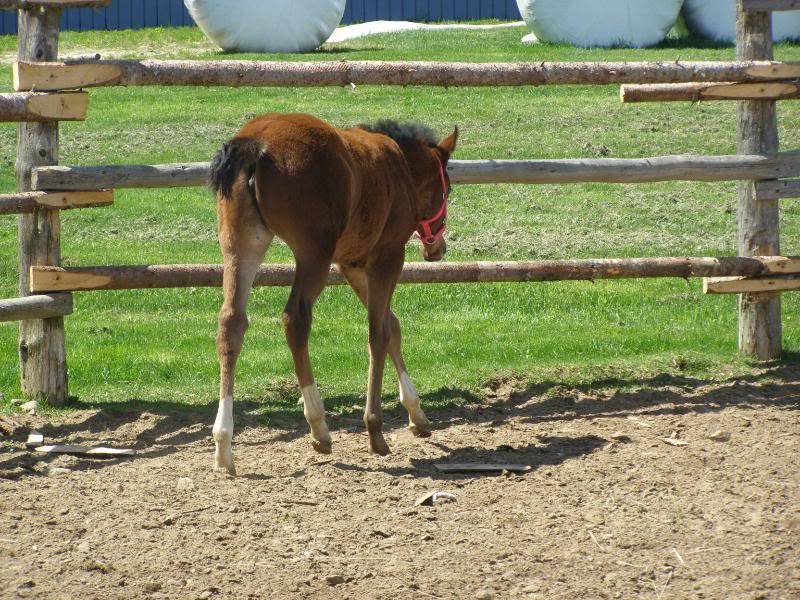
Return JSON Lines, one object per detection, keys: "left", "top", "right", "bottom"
{"left": 210, "top": 113, "right": 414, "bottom": 262}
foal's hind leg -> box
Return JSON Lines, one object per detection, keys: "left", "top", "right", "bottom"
{"left": 215, "top": 193, "right": 272, "bottom": 475}
{"left": 340, "top": 266, "right": 431, "bottom": 438}
{"left": 284, "top": 254, "right": 333, "bottom": 453}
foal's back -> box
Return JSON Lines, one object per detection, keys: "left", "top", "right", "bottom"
{"left": 238, "top": 113, "right": 416, "bottom": 265}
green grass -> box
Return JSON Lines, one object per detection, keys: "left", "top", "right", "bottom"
{"left": 1, "top": 25, "right": 800, "bottom": 413}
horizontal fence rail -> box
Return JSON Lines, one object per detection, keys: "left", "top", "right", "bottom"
{"left": 755, "top": 179, "right": 800, "bottom": 201}
{"left": 30, "top": 153, "right": 800, "bottom": 190}
{"left": 705, "top": 275, "right": 800, "bottom": 294}
{"left": 0, "top": 293, "right": 73, "bottom": 322}
{"left": 0, "top": 91, "right": 88, "bottom": 122}
{"left": 621, "top": 81, "right": 800, "bottom": 103}
{"left": 29, "top": 257, "right": 800, "bottom": 292}
{"left": 0, "top": 190, "right": 113, "bottom": 214}
{"left": 12, "top": 60, "right": 800, "bottom": 91}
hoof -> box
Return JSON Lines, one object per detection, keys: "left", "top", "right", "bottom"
{"left": 369, "top": 435, "right": 391, "bottom": 456}
{"left": 409, "top": 423, "right": 432, "bottom": 438}
{"left": 213, "top": 463, "right": 237, "bottom": 477}
{"left": 312, "top": 439, "right": 333, "bottom": 454}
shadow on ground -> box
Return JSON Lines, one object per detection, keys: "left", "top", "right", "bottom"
{"left": 2, "top": 359, "right": 799, "bottom": 479}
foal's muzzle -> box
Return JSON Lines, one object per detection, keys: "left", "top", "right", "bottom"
{"left": 422, "top": 239, "right": 446, "bottom": 262}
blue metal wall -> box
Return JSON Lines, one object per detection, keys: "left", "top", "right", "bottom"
{"left": 1, "top": 1, "right": 522, "bottom": 35}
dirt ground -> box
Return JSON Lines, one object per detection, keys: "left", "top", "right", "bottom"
{"left": 1, "top": 367, "right": 798, "bottom": 600}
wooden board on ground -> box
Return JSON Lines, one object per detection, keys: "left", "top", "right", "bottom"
{"left": 33, "top": 444, "right": 136, "bottom": 456}
{"left": 433, "top": 463, "right": 532, "bottom": 473}
{"left": 25, "top": 431, "right": 43, "bottom": 448}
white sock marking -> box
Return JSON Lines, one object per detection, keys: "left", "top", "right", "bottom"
{"left": 213, "top": 396, "right": 234, "bottom": 471}
{"left": 213, "top": 396, "right": 234, "bottom": 442}
{"left": 399, "top": 371, "right": 430, "bottom": 430}
{"left": 399, "top": 371, "right": 420, "bottom": 411}
{"left": 302, "top": 383, "right": 330, "bottom": 443}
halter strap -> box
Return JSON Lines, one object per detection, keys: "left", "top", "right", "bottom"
{"left": 416, "top": 154, "right": 449, "bottom": 245}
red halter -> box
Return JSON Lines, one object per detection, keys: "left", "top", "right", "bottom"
{"left": 416, "top": 155, "right": 449, "bottom": 245}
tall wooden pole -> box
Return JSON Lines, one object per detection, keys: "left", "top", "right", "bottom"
{"left": 16, "top": 5, "right": 68, "bottom": 403}
{"left": 736, "top": 1, "right": 781, "bottom": 360}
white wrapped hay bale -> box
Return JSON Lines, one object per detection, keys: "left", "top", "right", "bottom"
{"left": 516, "top": 0, "right": 684, "bottom": 48}
{"left": 184, "top": 0, "right": 346, "bottom": 53}
{"left": 683, "top": 0, "right": 800, "bottom": 43}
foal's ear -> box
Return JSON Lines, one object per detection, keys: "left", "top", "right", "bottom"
{"left": 436, "top": 126, "right": 459, "bottom": 162}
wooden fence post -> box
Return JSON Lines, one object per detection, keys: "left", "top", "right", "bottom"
{"left": 16, "top": 5, "right": 68, "bottom": 403}
{"left": 736, "top": 1, "right": 781, "bottom": 359}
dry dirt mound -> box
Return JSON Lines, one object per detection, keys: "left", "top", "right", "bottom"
{"left": 1, "top": 370, "right": 798, "bottom": 599}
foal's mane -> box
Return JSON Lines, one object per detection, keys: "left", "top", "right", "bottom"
{"left": 357, "top": 120, "right": 438, "bottom": 147}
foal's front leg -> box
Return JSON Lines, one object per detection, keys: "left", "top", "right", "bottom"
{"left": 340, "top": 265, "right": 431, "bottom": 438}
{"left": 363, "top": 258, "right": 404, "bottom": 455}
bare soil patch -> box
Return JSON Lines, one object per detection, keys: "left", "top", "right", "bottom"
{"left": 1, "top": 368, "right": 798, "bottom": 599}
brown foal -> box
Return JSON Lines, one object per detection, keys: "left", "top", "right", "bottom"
{"left": 209, "top": 113, "right": 458, "bottom": 474}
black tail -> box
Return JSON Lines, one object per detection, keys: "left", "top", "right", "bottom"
{"left": 209, "top": 137, "right": 264, "bottom": 198}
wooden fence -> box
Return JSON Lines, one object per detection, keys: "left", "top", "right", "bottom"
{"left": 1, "top": 0, "right": 799, "bottom": 403}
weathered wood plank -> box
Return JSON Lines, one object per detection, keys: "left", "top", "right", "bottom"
{"left": 620, "top": 81, "right": 800, "bottom": 103}
{"left": 0, "top": 91, "right": 87, "bottom": 122}
{"left": 33, "top": 445, "right": 136, "bottom": 456}
{"left": 755, "top": 179, "right": 800, "bottom": 200}
{"left": 741, "top": 0, "right": 800, "bottom": 11}
{"left": 25, "top": 431, "right": 44, "bottom": 448}
{"left": 28, "top": 257, "right": 800, "bottom": 292}
{"left": 705, "top": 275, "right": 800, "bottom": 294}
{"left": 0, "top": 293, "right": 72, "bottom": 322}
{"left": 12, "top": 59, "right": 800, "bottom": 91}
{"left": 433, "top": 463, "right": 533, "bottom": 473}
{"left": 736, "top": 1, "right": 782, "bottom": 360}
{"left": 16, "top": 5, "right": 68, "bottom": 404}
{"left": 30, "top": 153, "right": 800, "bottom": 190}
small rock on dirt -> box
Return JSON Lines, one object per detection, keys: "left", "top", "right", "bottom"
{"left": 45, "top": 467, "right": 71, "bottom": 477}
{"left": 475, "top": 590, "right": 494, "bottom": 600}
{"left": 415, "top": 491, "right": 457, "bottom": 506}
{"left": 176, "top": 477, "right": 195, "bottom": 491}
{"left": 583, "top": 510, "right": 605, "bottom": 526}
{"left": 325, "top": 574, "right": 345, "bottom": 586}
{"left": 83, "top": 558, "right": 111, "bottom": 573}
{"left": 662, "top": 437, "right": 689, "bottom": 447}
{"left": 708, "top": 430, "right": 731, "bottom": 442}
{"left": 19, "top": 400, "right": 38, "bottom": 414}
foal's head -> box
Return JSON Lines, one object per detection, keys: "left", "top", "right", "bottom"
{"left": 359, "top": 120, "right": 459, "bottom": 262}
